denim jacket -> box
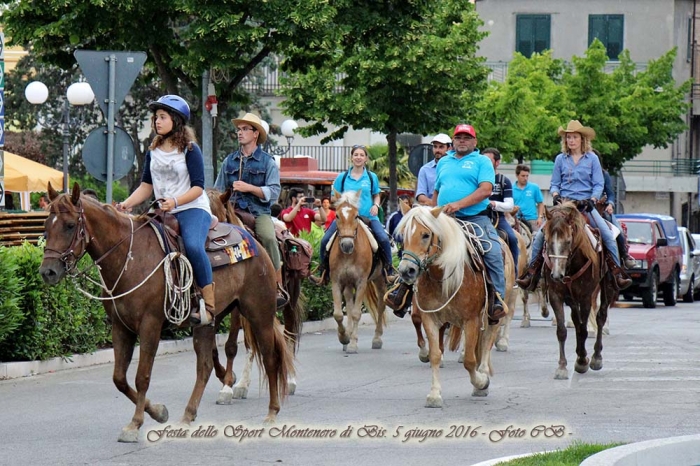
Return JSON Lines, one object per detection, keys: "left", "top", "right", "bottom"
{"left": 214, "top": 146, "right": 281, "bottom": 216}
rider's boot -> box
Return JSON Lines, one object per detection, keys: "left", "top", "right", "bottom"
{"left": 191, "top": 282, "right": 215, "bottom": 327}
{"left": 308, "top": 262, "right": 329, "bottom": 286}
{"left": 617, "top": 232, "right": 636, "bottom": 269}
{"left": 487, "top": 286, "right": 507, "bottom": 325}
{"left": 384, "top": 279, "right": 413, "bottom": 318}
{"left": 275, "top": 268, "right": 290, "bottom": 308}
{"left": 605, "top": 251, "right": 633, "bottom": 290}
{"left": 516, "top": 252, "right": 544, "bottom": 291}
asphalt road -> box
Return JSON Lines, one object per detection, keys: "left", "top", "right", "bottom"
{"left": 2, "top": 298, "right": 699, "bottom": 466}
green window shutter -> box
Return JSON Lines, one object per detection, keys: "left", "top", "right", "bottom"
{"left": 516, "top": 15, "right": 534, "bottom": 57}
{"left": 607, "top": 15, "right": 624, "bottom": 59}
{"left": 589, "top": 15, "right": 606, "bottom": 47}
{"left": 517, "top": 14, "right": 551, "bottom": 57}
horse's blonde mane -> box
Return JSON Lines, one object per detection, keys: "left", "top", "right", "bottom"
{"left": 397, "top": 207, "right": 470, "bottom": 297}
{"left": 335, "top": 190, "right": 361, "bottom": 209}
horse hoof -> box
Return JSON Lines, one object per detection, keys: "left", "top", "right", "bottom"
{"left": 457, "top": 353, "right": 465, "bottom": 364}
{"left": 339, "top": 335, "right": 350, "bottom": 346}
{"left": 472, "top": 387, "right": 489, "bottom": 397}
{"left": 232, "top": 386, "right": 248, "bottom": 399}
{"left": 588, "top": 331, "right": 596, "bottom": 339}
{"left": 554, "top": 369, "right": 569, "bottom": 380}
{"left": 575, "top": 358, "right": 590, "bottom": 374}
{"left": 346, "top": 345, "right": 358, "bottom": 354}
{"left": 342, "top": 344, "right": 347, "bottom": 352}
{"left": 217, "top": 386, "right": 234, "bottom": 405}
{"left": 263, "top": 415, "right": 277, "bottom": 425}
{"left": 566, "top": 319, "right": 574, "bottom": 328}
{"left": 495, "top": 339, "right": 508, "bottom": 352}
{"left": 520, "top": 320, "right": 530, "bottom": 328}
{"left": 439, "top": 357, "right": 444, "bottom": 369}
{"left": 149, "top": 403, "right": 169, "bottom": 423}
{"left": 541, "top": 309, "right": 549, "bottom": 319}
{"left": 118, "top": 428, "right": 139, "bottom": 443}
{"left": 425, "top": 395, "right": 443, "bottom": 408}
{"left": 371, "top": 339, "right": 382, "bottom": 350}
{"left": 603, "top": 326, "right": 610, "bottom": 336}
{"left": 590, "top": 358, "right": 603, "bottom": 371}
{"left": 288, "top": 381, "right": 297, "bottom": 395}
{"left": 418, "top": 349, "right": 429, "bottom": 363}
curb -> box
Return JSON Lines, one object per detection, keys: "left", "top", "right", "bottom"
{"left": 0, "top": 312, "right": 398, "bottom": 380}
{"left": 580, "top": 434, "right": 700, "bottom": 466}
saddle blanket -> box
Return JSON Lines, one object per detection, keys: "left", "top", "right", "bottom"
{"left": 207, "top": 224, "right": 259, "bottom": 268}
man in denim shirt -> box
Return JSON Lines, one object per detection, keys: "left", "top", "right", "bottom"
{"left": 214, "top": 113, "right": 288, "bottom": 307}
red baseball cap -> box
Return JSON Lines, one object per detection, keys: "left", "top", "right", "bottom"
{"left": 453, "top": 124, "right": 476, "bottom": 138}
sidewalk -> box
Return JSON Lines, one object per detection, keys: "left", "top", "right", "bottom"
{"left": 0, "top": 313, "right": 395, "bottom": 380}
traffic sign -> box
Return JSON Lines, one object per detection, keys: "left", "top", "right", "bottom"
{"left": 82, "top": 126, "right": 135, "bottom": 182}
{"left": 74, "top": 50, "right": 147, "bottom": 118}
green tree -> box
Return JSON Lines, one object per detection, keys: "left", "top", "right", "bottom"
{"left": 279, "top": 0, "right": 488, "bottom": 210}
{"left": 471, "top": 40, "right": 690, "bottom": 172}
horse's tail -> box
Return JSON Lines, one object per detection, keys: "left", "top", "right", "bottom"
{"left": 447, "top": 324, "right": 462, "bottom": 352}
{"left": 364, "top": 280, "right": 386, "bottom": 327}
{"left": 283, "top": 272, "right": 306, "bottom": 353}
{"left": 242, "top": 316, "right": 295, "bottom": 400}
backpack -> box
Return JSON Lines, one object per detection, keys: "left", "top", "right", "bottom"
{"left": 340, "top": 169, "right": 376, "bottom": 194}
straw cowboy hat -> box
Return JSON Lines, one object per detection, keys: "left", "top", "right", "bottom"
{"left": 232, "top": 113, "right": 268, "bottom": 144}
{"left": 557, "top": 120, "right": 596, "bottom": 140}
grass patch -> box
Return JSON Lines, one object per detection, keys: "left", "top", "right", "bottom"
{"left": 495, "top": 441, "right": 624, "bottom": 465}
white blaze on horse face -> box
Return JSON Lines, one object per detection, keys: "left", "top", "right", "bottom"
{"left": 551, "top": 231, "right": 567, "bottom": 279}
{"left": 339, "top": 205, "right": 353, "bottom": 221}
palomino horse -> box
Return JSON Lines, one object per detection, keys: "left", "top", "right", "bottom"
{"left": 331, "top": 191, "right": 386, "bottom": 353}
{"left": 542, "top": 202, "right": 617, "bottom": 379}
{"left": 39, "top": 183, "right": 294, "bottom": 442}
{"left": 206, "top": 188, "right": 304, "bottom": 400}
{"left": 396, "top": 207, "right": 503, "bottom": 408}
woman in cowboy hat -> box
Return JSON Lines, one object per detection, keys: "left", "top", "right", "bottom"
{"left": 214, "top": 113, "right": 289, "bottom": 307}
{"left": 516, "top": 120, "right": 632, "bottom": 291}
{"left": 118, "top": 95, "right": 217, "bottom": 326}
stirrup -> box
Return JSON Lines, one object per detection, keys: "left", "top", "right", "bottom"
{"left": 190, "top": 299, "right": 214, "bottom": 327}
{"left": 276, "top": 284, "right": 290, "bottom": 308}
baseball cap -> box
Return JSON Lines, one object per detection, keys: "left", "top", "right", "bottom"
{"left": 453, "top": 124, "right": 476, "bottom": 138}
{"left": 431, "top": 133, "right": 452, "bottom": 145}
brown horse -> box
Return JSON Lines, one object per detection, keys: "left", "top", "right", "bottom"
{"left": 542, "top": 202, "right": 616, "bottom": 379}
{"left": 396, "top": 206, "right": 501, "bottom": 408}
{"left": 39, "top": 183, "right": 294, "bottom": 442}
{"left": 206, "top": 188, "right": 304, "bottom": 399}
{"left": 331, "top": 190, "right": 386, "bottom": 353}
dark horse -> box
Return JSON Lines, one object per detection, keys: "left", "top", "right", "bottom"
{"left": 206, "top": 188, "right": 304, "bottom": 399}
{"left": 542, "top": 202, "right": 617, "bottom": 380}
{"left": 39, "top": 183, "right": 294, "bottom": 442}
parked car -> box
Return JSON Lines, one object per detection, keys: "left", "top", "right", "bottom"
{"left": 679, "top": 227, "right": 700, "bottom": 302}
{"left": 618, "top": 214, "right": 682, "bottom": 308}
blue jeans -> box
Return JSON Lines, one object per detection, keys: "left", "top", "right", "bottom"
{"left": 530, "top": 208, "right": 621, "bottom": 267}
{"left": 174, "top": 208, "right": 213, "bottom": 288}
{"left": 496, "top": 214, "right": 519, "bottom": 275}
{"left": 457, "top": 214, "right": 505, "bottom": 299}
{"left": 320, "top": 219, "right": 393, "bottom": 271}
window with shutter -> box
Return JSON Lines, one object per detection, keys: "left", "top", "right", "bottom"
{"left": 588, "top": 14, "right": 624, "bottom": 60}
{"left": 516, "top": 14, "right": 551, "bottom": 57}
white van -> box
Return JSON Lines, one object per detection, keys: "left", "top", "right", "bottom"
{"left": 678, "top": 227, "right": 700, "bottom": 303}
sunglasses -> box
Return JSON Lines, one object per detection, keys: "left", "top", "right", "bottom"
{"left": 236, "top": 126, "right": 255, "bottom": 133}
{"left": 352, "top": 145, "right": 367, "bottom": 150}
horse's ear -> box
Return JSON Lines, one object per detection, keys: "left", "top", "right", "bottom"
{"left": 430, "top": 206, "right": 443, "bottom": 218}
{"left": 333, "top": 188, "right": 341, "bottom": 199}
{"left": 545, "top": 206, "right": 552, "bottom": 221}
{"left": 221, "top": 186, "right": 233, "bottom": 204}
{"left": 399, "top": 198, "right": 411, "bottom": 215}
{"left": 47, "top": 182, "right": 59, "bottom": 201}
{"left": 71, "top": 183, "right": 81, "bottom": 205}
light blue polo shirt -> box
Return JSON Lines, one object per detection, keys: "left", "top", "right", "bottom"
{"left": 512, "top": 182, "right": 544, "bottom": 221}
{"left": 435, "top": 150, "right": 495, "bottom": 217}
{"left": 333, "top": 168, "right": 381, "bottom": 220}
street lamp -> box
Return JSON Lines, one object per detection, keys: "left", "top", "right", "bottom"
{"left": 25, "top": 81, "right": 95, "bottom": 192}
{"left": 265, "top": 119, "right": 298, "bottom": 157}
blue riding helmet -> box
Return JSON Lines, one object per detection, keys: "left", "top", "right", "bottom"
{"left": 148, "top": 95, "right": 190, "bottom": 121}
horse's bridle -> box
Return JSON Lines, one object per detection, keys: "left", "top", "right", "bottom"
{"left": 544, "top": 211, "right": 593, "bottom": 287}
{"left": 337, "top": 216, "right": 359, "bottom": 241}
{"left": 400, "top": 229, "right": 442, "bottom": 275}
{"left": 43, "top": 201, "right": 91, "bottom": 274}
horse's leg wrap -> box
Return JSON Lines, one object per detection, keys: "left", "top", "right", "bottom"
{"left": 384, "top": 281, "right": 413, "bottom": 318}
{"left": 516, "top": 253, "right": 544, "bottom": 292}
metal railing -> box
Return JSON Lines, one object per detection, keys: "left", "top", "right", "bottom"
{"left": 484, "top": 60, "right": 649, "bottom": 83}
{"left": 279, "top": 145, "right": 700, "bottom": 177}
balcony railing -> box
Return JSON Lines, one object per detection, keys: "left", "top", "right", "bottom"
{"left": 484, "top": 61, "right": 648, "bottom": 83}
{"left": 280, "top": 144, "right": 700, "bottom": 176}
